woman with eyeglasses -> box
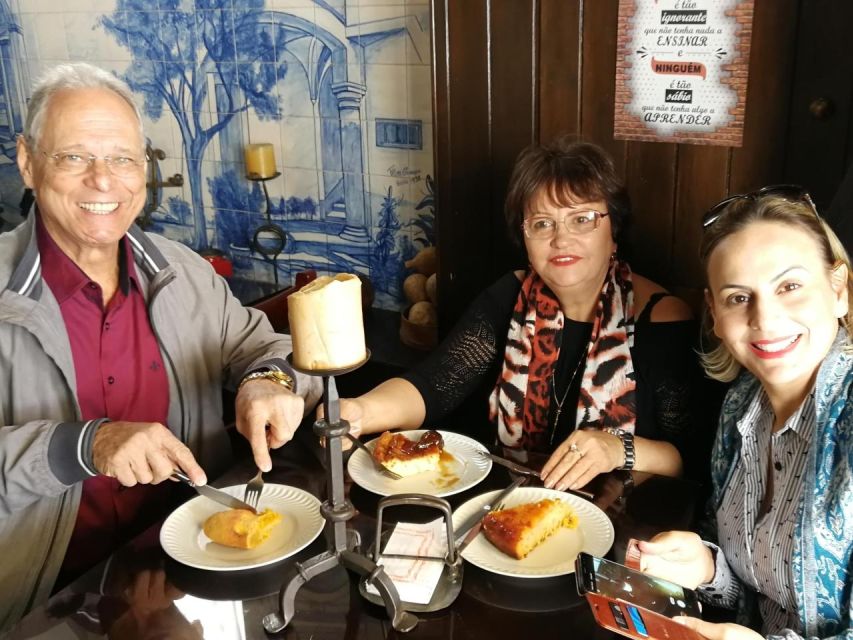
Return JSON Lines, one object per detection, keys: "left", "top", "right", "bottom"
{"left": 333, "top": 138, "right": 702, "bottom": 489}
{"left": 638, "top": 190, "right": 853, "bottom": 640}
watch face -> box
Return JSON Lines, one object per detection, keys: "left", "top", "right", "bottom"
{"left": 271, "top": 371, "right": 294, "bottom": 387}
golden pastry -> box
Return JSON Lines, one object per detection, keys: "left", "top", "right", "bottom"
{"left": 203, "top": 508, "right": 282, "bottom": 549}
{"left": 482, "top": 499, "right": 578, "bottom": 559}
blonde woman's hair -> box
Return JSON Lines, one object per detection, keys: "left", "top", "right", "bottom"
{"left": 699, "top": 194, "right": 853, "bottom": 382}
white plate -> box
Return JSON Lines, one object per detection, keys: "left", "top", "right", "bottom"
{"left": 347, "top": 430, "right": 492, "bottom": 497}
{"left": 452, "top": 486, "right": 614, "bottom": 578}
{"left": 160, "top": 483, "right": 324, "bottom": 571}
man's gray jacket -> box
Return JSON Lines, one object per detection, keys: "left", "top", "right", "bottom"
{"left": 0, "top": 216, "right": 321, "bottom": 630}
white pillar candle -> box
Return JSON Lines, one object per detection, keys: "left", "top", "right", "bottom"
{"left": 288, "top": 274, "right": 366, "bottom": 370}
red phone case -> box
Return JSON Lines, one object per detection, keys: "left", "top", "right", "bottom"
{"left": 625, "top": 537, "right": 642, "bottom": 570}
{"left": 584, "top": 592, "right": 705, "bottom": 640}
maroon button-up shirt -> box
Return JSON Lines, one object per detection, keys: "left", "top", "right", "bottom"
{"left": 36, "top": 217, "right": 175, "bottom": 589}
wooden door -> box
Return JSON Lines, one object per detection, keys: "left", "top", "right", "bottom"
{"left": 783, "top": 0, "right": 853, "bottom": 212}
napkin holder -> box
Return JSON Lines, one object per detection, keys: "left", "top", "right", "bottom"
{"left": 360, "top": 494, "right": 463, "bottom": 612}
{"left": 263, "top": 353, "right": 418, "bottom": 634}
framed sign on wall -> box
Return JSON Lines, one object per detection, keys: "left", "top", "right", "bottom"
{"left": 614, "top": 0, "right": 755, "bottom": 146}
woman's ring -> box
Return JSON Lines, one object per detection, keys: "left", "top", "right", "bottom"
{"left": 569, "top": 443, "right": 579, "bottom": 453}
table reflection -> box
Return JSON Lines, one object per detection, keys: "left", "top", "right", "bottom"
{"left": 3, "top": 426, "right": 699, "bottom": 640}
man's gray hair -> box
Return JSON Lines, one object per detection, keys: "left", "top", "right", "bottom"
{"left": 24, "top": 63, "right": 145, "bottom": 148}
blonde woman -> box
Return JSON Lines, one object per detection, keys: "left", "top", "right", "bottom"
{"left": 639, "top": 187, "right": 853, "bottom": 640}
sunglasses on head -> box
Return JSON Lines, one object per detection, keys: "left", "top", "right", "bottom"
{"left": 702, "top": 184, "right": 818, "bottom": 229}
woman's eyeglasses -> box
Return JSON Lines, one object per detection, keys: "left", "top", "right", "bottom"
{"left": 522, "top": 210, "right": 610, "bottom": 240}
{"left": 702, "top": 184, "right": 818, "bottom": 229}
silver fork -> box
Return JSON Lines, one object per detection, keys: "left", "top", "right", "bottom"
{"left": 243, "top": 469, "right": 265, "bottom": 510}
{"left": 346, "top": 433, "right": 402, "bottom": 480}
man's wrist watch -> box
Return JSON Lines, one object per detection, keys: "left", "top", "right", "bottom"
{"left": 238, "top": 369, "right": 295, "bottom": 392}
{"left": 604, "top": 428, "right": 636, "bottom": 471}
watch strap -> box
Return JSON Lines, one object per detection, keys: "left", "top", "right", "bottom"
{"left": 238, "top": 369, "right": 295, "bottom": 392}
{"left": 604, "top": 427, "right": 636, "bottom": 471}
{"left": 620, "top": 431, "right": 636, "bottom": 470}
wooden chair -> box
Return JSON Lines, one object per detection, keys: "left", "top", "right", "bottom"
{"left": 251, "top": 270, "right": 317, "bottom": 333}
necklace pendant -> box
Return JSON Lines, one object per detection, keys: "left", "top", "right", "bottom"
{"left": 551, "top": 408, "right": 562, "bottom": 444}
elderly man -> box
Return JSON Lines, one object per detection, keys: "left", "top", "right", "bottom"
{"left": 0, "top": 63, "right": 321, "bottom": 629}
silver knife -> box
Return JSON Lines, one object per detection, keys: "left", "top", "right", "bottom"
{"left": 452, "top": 476, "right": 526, "bottom": 546}
{"left": 172, "top": 470, "right": 258, "bottom": 514}
{"left": 456, "top": 517, "right": 487, "bottom": 555}
{"left": 487, "top": 453, "right": 595, "bottom": 500}
{"left": 486, "top": 453, "right": 542, "bottom": 479}
{"left": 456, "top": 477, "right": 529, "bottom": 554}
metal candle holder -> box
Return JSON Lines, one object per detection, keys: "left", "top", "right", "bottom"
{"left": 263, "top": 352, "right": 418, "bottom": 634}
{"left": 246, "top": 171, "right": 286, "bottom": 285}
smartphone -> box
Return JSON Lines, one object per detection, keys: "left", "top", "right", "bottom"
{"left": 575, "top": 552, "right": 704, "bottom": 640}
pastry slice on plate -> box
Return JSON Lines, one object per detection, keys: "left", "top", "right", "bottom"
{"left": 372, "top": 430, "right": 444, "bottom": 477}
{"left": 482, "top": 498, "right": 578, "bottom": 559}
{"left": 203, "top": 508, "right": 282, "bottom": 549}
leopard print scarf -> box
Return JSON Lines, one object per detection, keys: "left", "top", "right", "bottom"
{"left": 488, "top": 259, "right": 637, "bottom": 451}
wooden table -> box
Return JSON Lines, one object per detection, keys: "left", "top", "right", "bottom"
{"left": 3, "top": 426, "right": 700, "bottom": 640}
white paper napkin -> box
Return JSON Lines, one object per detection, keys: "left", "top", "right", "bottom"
{"left": 366, "top": 517, "right": 447, "bottom": 605}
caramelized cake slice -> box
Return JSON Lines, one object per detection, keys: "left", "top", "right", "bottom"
{"left": 481, "top": 498, "right": 578, "bottom": 559}
{"left": 372, "top": 430, "right": 444, "bottom": 477}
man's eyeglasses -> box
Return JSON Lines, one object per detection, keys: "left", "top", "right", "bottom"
{"left": 38, "top": 149, "right": 147, "bottom": 178}
{"left": 522, "top": 210, "right": 610, "bottom": 240}
{"left": 702, "top": 184, "right": 818, "bottom": 229}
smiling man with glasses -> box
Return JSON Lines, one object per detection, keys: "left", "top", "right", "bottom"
{"left": 0, "top": 63, "right": 321, "bottom": 631}
{"left": 16, "top": 87, "right": 150, "bottom": 281}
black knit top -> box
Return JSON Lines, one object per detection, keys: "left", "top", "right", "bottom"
{"left": 400, "top": 271, "right": 707, "bottom": 461}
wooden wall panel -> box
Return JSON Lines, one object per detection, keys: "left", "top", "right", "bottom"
{"left": 433, "top": 0, "right": 492, "bottom": 331}
{"left": 580, "top": 0, "right": 626, "bottom": 174}
{"left": 672, "top": 145, "right": 730, "bottom": 299}
{"left": 488, "top": 0, "right": 538, "bottom": 276}
{"left": 623, "top": 143, "right": 678, "bottom": 284}
{"left": 729, "top": 0, "right": 800, "bottom": 194}
{"left": 538, "top": 0, "right": 581, "bottom": 140}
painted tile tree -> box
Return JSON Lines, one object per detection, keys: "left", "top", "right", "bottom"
{"left": 101, "top": 0, "right": 286, "bottom": 250}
